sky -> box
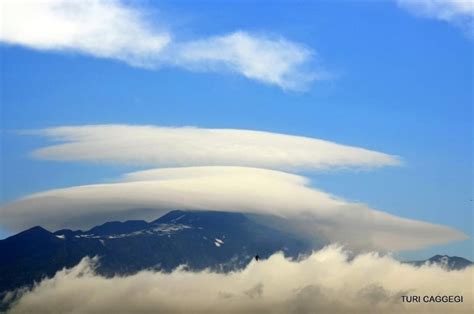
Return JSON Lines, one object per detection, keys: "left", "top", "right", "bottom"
{"left": 0, "top": 0, "right": 472, "bottom": 260}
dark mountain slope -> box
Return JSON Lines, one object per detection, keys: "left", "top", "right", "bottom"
{"left": 0, "top": 225, "right": 105, "bottom": 299}
{"left": 0, "top": 210, "right": 312, "bottom": 296}
{"left": 406, "top": 254, "right": 472, "bottom": 270}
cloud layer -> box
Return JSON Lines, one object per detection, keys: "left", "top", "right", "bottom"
{"left": 5, "top": 246, "right": 473, "bottom": 314}
{"left": 25, "top": 125, "right": 401, "bottom": 171}
{"left": 397, "top": 0, "right": 474, "bottom": 33}
{"left": 0, "top": 0, "right": 317, "bottom": 89}
{"left": 0, "top": 166, "right": 465, "bottom": 251}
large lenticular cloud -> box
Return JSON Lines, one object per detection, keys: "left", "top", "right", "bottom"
{"left": 5, "top": 246, "right": 473, "bottom": 314}
{"left": 24, "top": 125, "right": 401, "bottom": 170}
{"left": 0, "top": 167, "right": 465, "bottom": 251}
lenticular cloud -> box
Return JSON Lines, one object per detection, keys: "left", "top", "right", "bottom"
{"left": 5, "top": 246, "right": 472, "bottom": 314}
{"left": 25, "top": 125, "right": 401, "bottom": 171}
{"left": 0, "top": 167, "right": 466, "bottom": 251}
{"left": 1, "top": 125, "right": 465, "bottom": 251}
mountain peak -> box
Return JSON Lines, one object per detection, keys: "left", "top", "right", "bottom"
{"left": 24, "top": 225, "right": 50, "bottom": 233}
{"left": 152, "top": 210, "right": 188, "bottom": 223}
{"left": 153, "top": 210, "right": 247, "bottom": 226}
{"left": 406, "top": 254, "right": 472, "bottom": 271}
{"left": 7, "top": 226, "right": 53, "bottom": 242}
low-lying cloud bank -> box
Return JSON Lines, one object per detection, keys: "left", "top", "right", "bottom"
{"left": 0, "top": 167, "right": 465, "bottom": 251}
{"left": 5, "top": 246, "right": 473, "bottom": 314}
{"left": 0, "top": 0, "right": 318, "bottom": 89}
{"left": 25, "top": 125, "right": 401, "bottom": 171}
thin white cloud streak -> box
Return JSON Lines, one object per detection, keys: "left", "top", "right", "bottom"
{"left": 6, "top": 246, "right": 473, "bottom": 314}
{"left": 25, "top": 125, "right": 401, "bottom": 171}
{"left": 397, "top": 0, "right": 474, "bottom": 34}
{"left": 0, "top": 167, "right": 466, "bottom": 251}
{"left": 0, "top": 0, "right": 317, "bottom": 89}
{"left": 172, "top": 32, "right": 316, "bottom": 91}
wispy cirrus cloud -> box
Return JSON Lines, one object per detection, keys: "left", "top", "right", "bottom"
{"left": 0, "top": 0, "right": 318, "bottom": 90}
{"left": 23, "top": 125, "right": 401, "bottom": 171}
{"left": 0, "top": 167, "right": 466, "bottom": 251}
{"left": 397, "top": 0, "right": 474, "bottom": 34}
{"left": 6, "top": 247, "right": 472, "bottom": 314}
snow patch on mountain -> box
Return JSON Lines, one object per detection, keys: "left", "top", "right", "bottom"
{"left": 71, "top": 223, "right": 192, "bottom": 240}
{"left": 214, "top": 238, "right": 224, "bottom": 247}
{"left": 152, "top": 224, "right": 192, "bottom": 234}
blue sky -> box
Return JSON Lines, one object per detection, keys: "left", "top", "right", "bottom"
{"left": 1, "top": 0, "right": 472, "bottom": 260}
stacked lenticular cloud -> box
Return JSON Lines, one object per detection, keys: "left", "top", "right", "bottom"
{"left": 0, "top": 125, "right": 466, "bottom": 252}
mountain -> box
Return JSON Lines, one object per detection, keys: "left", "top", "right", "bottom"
{"left": 2, "top": 210, "right": 471, "bottom": 312}
{"left": 0, "top": 210, "right": 312, "bottom": 297}
{"left": 406, "top": 254, "right": 473, "bottom": 270}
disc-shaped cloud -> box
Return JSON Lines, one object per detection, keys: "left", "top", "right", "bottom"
{"left": 25, "top": 125, "right": 401, "bottom": 171}
{"left": 0, "top": 167, "right": 465, "bottom": 251}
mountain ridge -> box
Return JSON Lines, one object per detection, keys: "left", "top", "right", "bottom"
{"left": 405, "top": 254, "right": 472, "bottom": 270}
{"left": 0, "top": 210, "right": 312, "bottom": 296}
{"left": 1, "top": 209, "right": 471, "bottom": 312}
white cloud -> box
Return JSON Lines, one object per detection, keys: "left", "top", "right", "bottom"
{"left": 173, "top": 32, "right": 316, "bottom": 91}
{"left": 0, "top": 0, "right": 171, "bottom": 67}
{"left": 6, "top": 246, "right": 473, "bottom": 314}
{"left": 0, "top": 0, "right": 317, "bottom": 89}
{"left": 25, "top": 125, "right": 401, "bottom": 170}
{"left": 397, "top": 0, "right": 474, "bottom": 33}
{"left": 0, "top": 167, "right": 466, "bottom": 251}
